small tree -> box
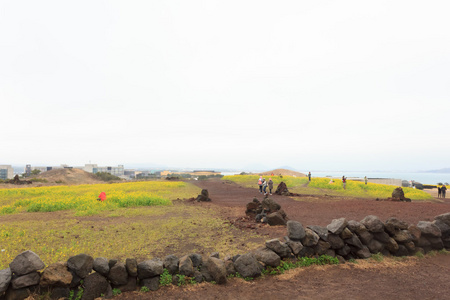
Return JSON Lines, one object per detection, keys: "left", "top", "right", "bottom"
{"left": 31, "top": 169, "right": 41, "bottom": 176}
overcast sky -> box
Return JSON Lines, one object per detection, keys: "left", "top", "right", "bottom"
{"left": 1, "top": 0, "right": 449, "bottom": 171}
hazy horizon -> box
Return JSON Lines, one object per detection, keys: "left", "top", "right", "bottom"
{"left": 2, "top": 1, "right": 449, "bottom": 171}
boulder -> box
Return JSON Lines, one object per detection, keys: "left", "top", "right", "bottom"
{"left": 357, "top": 230, "right": 373, "bottom": 245}
{"left": 336, "top": 245, "right": 351, "bottom": 257}
{"left": 163, "top": 255, "right": 179, "bottom": 275}
{"left": 301, "top": 228, "right": 320, "bottom": 247}
{"left": 199, "top": 261, "right": 213, "bottom": 282}
{"left": 254, "top": 248, "right": 281, "bottom": 267}
{"left": 11, "top": 272, "right": 40, "bottom": 289}
{"left": 114, "top": 276, "right": 137, "bottom": 292}
{"left": 417, "top": 236, "right": 431, "bottom": 248}
{"left": 404, "top": 241, "right": 416, "bottom": 253}
{"left": 307, "top": 225, "right": 329, "bottom": 241}
{"left": 299, "top": 246, "right": 315, "bottom": 257}
{"left": 394, "top": 245, "right": 409, "bottom": 257}
{"left": 392, "top": 187, "right": 405, "bottom": 200}
{"left": 327, "top": 218, "right": 348, "bottom": 235}
{"left": 393, "top": 230, "right": 413, "bottom": 243}
{"left": 51, "top": 287, "right": 70, "bottom": 300}
{"left": 141, "top": 276, "right": 159, "bottom": 291}
{"left": 327, "top": 234, "right": 345, "bottom": 250}
{"left": 385, "top": 237, "right": 399, "bottom": 253}
{"left": 9, "top": 250, "right": 45, "bottom": 276}
{"left": 206, "top": 257, "right": 227, "bottom": 284}
{"left": 433, "top": 220, "right": 450, "bottom": 237}
{"left": 356, "top": 246, "right": 372, "bottom": 259}
{"left": 347, "top": 220, "right": 367, "bottom": 235}
{"left": 189, "top": 254, "right": 203, "bottom": 268}
{"left": 0, "top": 268, "right": 12, "bottom": 294}
{"left": 435, "top": 212, "right": 450, "bottom": 227}
{"left": 69, "top": 270, "right": 82, "bottom": 288}
{"left": 287, "top": 221, "right": 306, "bottom": 240}
{"left": 261, "top": 198, "right": 281, "bottom": 212}
{"left": 367, "top": 239, "right": 384, "bottom": 253}
{"left": 360, "top": 216, "right": 384, "bottom": 233}
{"left": 5, "top": 286, "right": 38, "bottom": 300}
{"left": 266, "top": 239, "right": 291, "bottom": 258}
{"left": 179, "top": 255, "right": 195, "bottom": 277}
{"left": 385, "top": 217, "right": 409, "bottom": 235}
{"left": 137, "top": 259, "right": 164, "bottom": 280}
{"left": 108, "top": 259, "right": 117, "bottom": 269}
{"left": 67, "top": 254, "right": 94, "bottom": 278}
{"left": 93, "top": 258, "right": 109, "bottom": 276}
{"left": 225, "top": 260, "right": 236, "bottom": 276}
{"left": 314, "top": 241, "right": 331, "bottom": 256}
{"left": 194, "top": 270, "right": 204, "bottom": 283}
{"left": 408, "top": 225, "right": 421, "bottom": 242}
{"left": 428, "top": 237, "right": 444, "bottom": 250}
{"left": 125, "top": 258, "right": 138, "bottom": 277}
{"left": 81, "top": 272, "right": 109, "bottom": 300}
{"left": 275, "top": 182, "right": 290, "bottom": 195}
{"left": 373, "top": 231, "right": 391, "bottom": 244}
{"left": 267, "top": 212, "right": 287, "bottom": 226}
{"left": 40, "top": 262, "right": 72, "bottom": 287}
{"left": 417, "top": 221, "right": 442, "bottom": 237}
{"left": 340, "top": 228, "right": 353, "bottom": 240}
{"left": 196, "top": 189, "right": 211, "bottom": 202}
{"left": 234, "top": 253, "right": 262, "bottom": 278}
{"left": 344, "top": 235, "right": 364, "bottom": 250}
{"left": 210, "top": 252, "right": 220, "bottom": 259}
{"left": 107, "top": 262, "right": 128, "bottom": 286}
{"left": 285, "top": 238, "right": 304, "bottom": 256}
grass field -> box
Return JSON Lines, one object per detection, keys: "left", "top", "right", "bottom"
{"left": 0, "top": 181, "right": 265, "bottom": 269}
{"left": 222, "top": 175, "right": 434, "bottom": 200}
{"left": 0, "top": 181, "right": 199, "bottom": 216}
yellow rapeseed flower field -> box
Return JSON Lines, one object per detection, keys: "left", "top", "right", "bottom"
{"left": 0, "top": 181, "right": 199, "bottom": 216}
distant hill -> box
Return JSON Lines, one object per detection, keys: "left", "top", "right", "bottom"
{"left": 257, "top": 168, "right": 306, "bottom": 177}
{"left": 35, "top": 168, "right": 104, "bottom": 185}
{"left": 425, "top": 168, "right": 450, "bottom": 173}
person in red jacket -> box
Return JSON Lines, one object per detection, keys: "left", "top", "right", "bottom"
{"left": 98, "top": 192, "right": 106, "bottom": 201}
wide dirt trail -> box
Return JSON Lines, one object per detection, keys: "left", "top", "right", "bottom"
{"left": 192, "top": 179, "right": 450, "bottom": 227}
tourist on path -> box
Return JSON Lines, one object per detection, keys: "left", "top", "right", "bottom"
{"left": 438, "top": 186, "right": 442, "bottom": 198}
{"left": 364, "top": 176, "right": 368, "bottom": 185}
{"left": 442, "top": 185, "right": 447, "bottom": 198}
{"left": 258, "top": 176, "right": 263, "bottom": 194}
{"left": 263, "top": 178, "right": 268, "bottom": 195}
{"left": 268, "top": 178, "right": 274, "bottom": 195}
{"left": 308, "top": 172, "right": 311, "bottom": 182}
{"left": 342, "top": 176, "right": 347, "bottom": 190}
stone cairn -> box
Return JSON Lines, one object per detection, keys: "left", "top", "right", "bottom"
{"left": 245, "top": 197, "right": 288, "bottom": 225}
{"left": 382, "top": 187, "right": 412, "bottom": 202}
{"left": 196, "top": 189, "right": 211, "bottom": 202}
{"left": 1, "top": 213, "right": 449, "bottom": 300}
{"left": 6, "top": 175, "right": 32, "bottom": 185}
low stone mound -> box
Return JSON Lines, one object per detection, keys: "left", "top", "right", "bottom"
{"left": 6, "top": 175, "right": 32, "bottom": 185}
{"left": 377, "top": 187, "right": 411, "bottom": 202}
{"left": 196, "top": 189, "right": 211, "bottom": 202}
{"left": 275, "top": 182, "right": 290, "bottom": 196}
{"left": 245, "top": 196, "right": 288, "bottom": 226}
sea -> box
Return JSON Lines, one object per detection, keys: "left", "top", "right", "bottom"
{"left": 221, "top": 171, "right": 450, "bottom": 185}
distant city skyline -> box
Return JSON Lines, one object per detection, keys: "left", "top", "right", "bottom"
{"left": 1, "top": 1, "right": 449, "bottom": 172}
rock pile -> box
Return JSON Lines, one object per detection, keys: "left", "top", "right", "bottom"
{"left": 196, "top": 189, "right": 211, "bottom": 202}
{"left": 6, "top": 175, "right": 32, "bottom": 185}
{"left": 1, "top": 212, "right": 449, "bottom": 299}
{"left": 274, "top": 182, "right": 290, "bottom": 196}
{"left": 381, "top": 187, "right": 412, "bottom": 202}
{"left": 245, "top": 197, "right": 288, "bottom": 226}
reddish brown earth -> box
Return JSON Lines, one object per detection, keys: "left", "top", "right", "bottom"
{"left": 116, "top": 179, "right": 450, "bottom": 300}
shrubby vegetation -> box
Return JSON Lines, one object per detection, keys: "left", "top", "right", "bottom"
{"left": 94, "top": 172, "right": 122, "bottom": 182}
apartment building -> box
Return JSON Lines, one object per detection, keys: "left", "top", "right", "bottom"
{"left": 0, "top": 165, "right": 14, "bottom": 180}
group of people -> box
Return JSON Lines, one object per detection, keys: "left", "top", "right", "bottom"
{"left": 438, "top": 185, "right": 447, "bottom": 198}
{"left": 258, "top": 177, "right": 274, "bottom": 195}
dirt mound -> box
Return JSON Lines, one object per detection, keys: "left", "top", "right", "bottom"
{"left": 259, "top": 168, "right": 306, "bottom": 177}
{"left": 35, "top": 168, "right": 103, "bottom": 185}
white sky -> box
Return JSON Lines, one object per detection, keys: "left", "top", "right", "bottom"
{"left": 1, "top": 0, "right": 449, "bottom": 171}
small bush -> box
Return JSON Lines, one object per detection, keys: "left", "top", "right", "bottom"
{"left": 370, "top": 252, "right": 384, "bottom": 262}
{"left": 112, "top": 288, "right": 121, "bottom": 296}
{"left": 140, "top": 286, "right": 150, "bottom": 292}
{"left": 159, "top": 269, "right": 172, "bottom": 286}
{"left": 94, "top": 172, "right": 122, "bottom": 182}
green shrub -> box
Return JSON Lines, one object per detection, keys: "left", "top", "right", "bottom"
{"left": 94, "top": 172, "right": 122, "bottom": 182}
{"left": 159, "top": 269, "right": 172, "bottom": 286}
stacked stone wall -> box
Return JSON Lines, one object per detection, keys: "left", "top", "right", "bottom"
{"left": 1, "top": 212, "right": 449, "bottom": 300}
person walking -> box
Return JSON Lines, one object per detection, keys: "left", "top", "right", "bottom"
{"left": 308, "top": 172, "right": 311, "bottom": 182}
{"left": 364, "top": 176, "right": 368, "bottom": 185}
{"left": 442, "top": 185, "right": 447, "bottom": 198}
{"left": 268, "top": 178, "right": 274, "bottom": 195}
{"left": 262, "top": 178, "right": 268, "bottom": 195}
{"left": 438, "top": 186, "right": 442, "bottom": 198}
{"left": 342, "top": 176, "right": 347, "bottom": 190}
{"left": 258, "top": 176, "right": 263, "bottom": 194}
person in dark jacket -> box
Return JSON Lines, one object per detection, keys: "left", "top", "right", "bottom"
{"left": 438, "top": 186, "right": 442, "bottom": 198}
{"left": 268, "top": 178, "right": 274, "bottom": 195}
{"left": 442, "top": 185, "right": 447, "bottom": 198}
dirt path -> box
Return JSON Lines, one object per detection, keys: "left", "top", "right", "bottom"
{"left": 117, "top": 254, "right": 450, "bottom": 300}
